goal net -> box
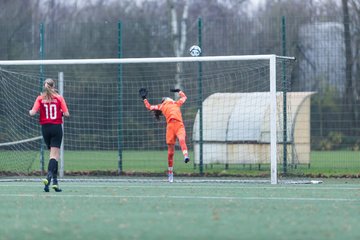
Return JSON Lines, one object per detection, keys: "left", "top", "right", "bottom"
{"left": 0, "top": 55, "right": 300, "bottom": 184}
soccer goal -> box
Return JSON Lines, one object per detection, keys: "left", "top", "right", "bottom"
{"left": 0, "top": 55, "right": 299, "bottom": 184}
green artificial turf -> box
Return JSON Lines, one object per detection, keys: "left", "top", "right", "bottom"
{"left": 0, "top": 179, "right": 360, "bottom": 240}
{"left": 1, "top": 150, "right": 359, "bottom": 177}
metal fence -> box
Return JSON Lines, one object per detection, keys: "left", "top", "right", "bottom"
{"left": 0, "top": 15, "right": 359, "bottom": 177}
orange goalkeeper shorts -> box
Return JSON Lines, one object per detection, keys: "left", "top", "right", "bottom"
{"left": 166, "top": 120, "right": 186, "bottom": 145}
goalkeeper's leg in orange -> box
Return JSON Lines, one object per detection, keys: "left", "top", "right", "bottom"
{"left": 167, "top": 145, "right": 174, "bottom": 183}
{"left": 176, "top": 128, "right": 190, "bottom": 163}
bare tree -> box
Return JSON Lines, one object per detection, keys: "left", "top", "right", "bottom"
{"left": 342, "top": 0, "right": 359, "bottom": 130}
{"left": 167, "top": 0, "right": 189, "bottom": 93}
{"left": 0, "top": 0, "right": 41, "bottom": 59}
{"left": 349, "top": 0, "right": 360, "bottom": 131}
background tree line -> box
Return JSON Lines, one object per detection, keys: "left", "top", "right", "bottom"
{"left": 0, "top": 0, "right": 359, "bottom": 150}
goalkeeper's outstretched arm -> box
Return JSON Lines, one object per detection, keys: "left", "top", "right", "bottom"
{"left": 175, "top": 90, "right": 187, "bottom": 107}
{"left": 138, "top": 88, "right": 159, "bottom": 110}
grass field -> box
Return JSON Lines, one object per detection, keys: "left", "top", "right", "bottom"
{"left": 1, "top": 150, "right": 360, "bottom": 176}
{"left": 13, "top": 150, "right": 359, "bottom": 176}
{"left": 0, "top": 178, "right": 360, "bottom": 240}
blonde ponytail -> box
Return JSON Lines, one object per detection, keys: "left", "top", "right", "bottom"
{"left": 42, "top": 78, "right": 58, "bottom": 101}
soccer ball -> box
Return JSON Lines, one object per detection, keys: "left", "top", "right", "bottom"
{"left": 189, "top": 45, "right": 201, "bottom": 57}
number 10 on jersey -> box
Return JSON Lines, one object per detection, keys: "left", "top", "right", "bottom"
{"left": 44, "top": 103, "right": 57, "bottom": 119}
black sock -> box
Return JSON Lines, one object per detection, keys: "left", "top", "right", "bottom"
{"left": 46, "top": 158, "right": 57, "bottom": 182}
{"left": 52, "top": 159, "right": 59, "bottom": 185}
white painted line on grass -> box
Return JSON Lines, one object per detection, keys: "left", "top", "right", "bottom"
{"left": 0, "top": 178, "right": 323, "bottom": 184}
{"left": 0, "top": 183, "right": 360, "bottom": 190}
{"left": 0, "top": 193, "right": 358, "bottom": 202}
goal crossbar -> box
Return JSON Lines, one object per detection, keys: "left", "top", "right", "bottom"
{"left": 0, "top": 55, "right": 294, "bottom": 66}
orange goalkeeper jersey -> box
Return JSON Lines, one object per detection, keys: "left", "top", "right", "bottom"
{"left": 144, "top": 91, "right": 187, "bottom": 123}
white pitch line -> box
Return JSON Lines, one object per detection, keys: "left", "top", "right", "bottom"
{"left": 0, "top": 193, "right": 358, "bottom": 202}
{"left": 1, "top": 184, "right": 360, "bottom": 190}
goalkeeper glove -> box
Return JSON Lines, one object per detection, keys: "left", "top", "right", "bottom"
{"left": 170, "top": 89, "right": 181, "bottom": 93}
{"left": 139, "top": 88, "right": 148, "bottom": 100}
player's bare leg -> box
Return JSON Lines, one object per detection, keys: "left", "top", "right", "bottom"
{"left": 167, "top": 145, "right": 175, "bottom": 182}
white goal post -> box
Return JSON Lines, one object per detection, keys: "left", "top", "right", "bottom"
{"left": 0, "top": 54, "right": 295, "bottom": 184}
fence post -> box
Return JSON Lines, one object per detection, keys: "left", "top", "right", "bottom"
{"left": 282, "top": 16, "right": 288, "bottom": 174}
{"left": 39, "top": 23, "right": 45, "bottom": 175}
{"left": 197, "top": 17, "right": 204, "bottom": 175}
{"left": 117, "top": 21, "right": 123, "bottom": 175}
{"left": 59, "top": 72, "right": 64, "bottom": 178}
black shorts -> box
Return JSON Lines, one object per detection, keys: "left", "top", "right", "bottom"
{"left": 41, "top": 124, "right": 63, "bottom": 149}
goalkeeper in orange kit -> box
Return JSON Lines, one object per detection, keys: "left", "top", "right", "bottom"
{"left": 139, "top": 88, "right": 190, "bottom": 183}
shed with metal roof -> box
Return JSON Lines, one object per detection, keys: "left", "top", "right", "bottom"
{"left": 192, "top": 92, "right": 314, "bottom": 166}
